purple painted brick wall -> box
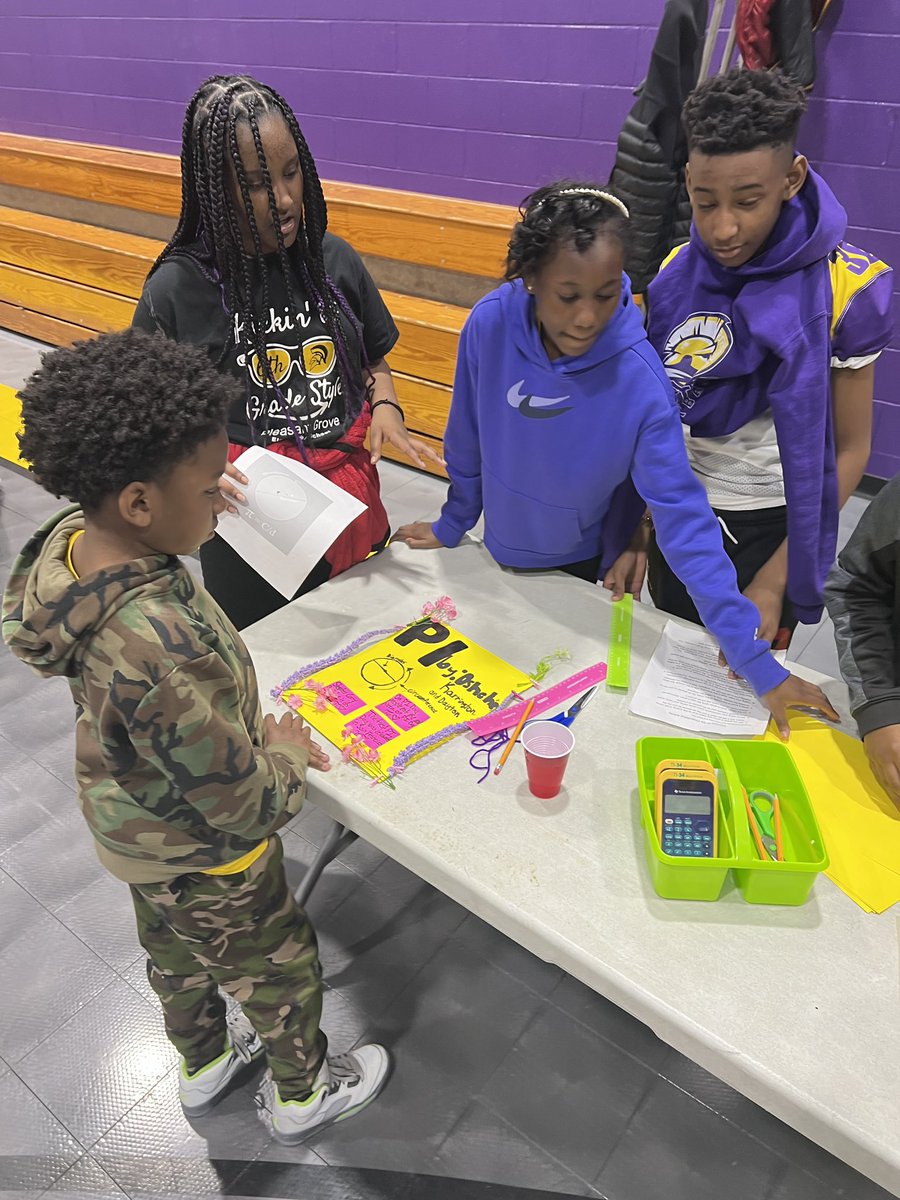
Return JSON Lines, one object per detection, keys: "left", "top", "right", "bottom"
{"left": 0, "top": 0, "right": 897, "bottom": 474}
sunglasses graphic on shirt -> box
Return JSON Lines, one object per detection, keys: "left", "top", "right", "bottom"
{"left": 246, "top": 338, "right": 336, "bottom": 386}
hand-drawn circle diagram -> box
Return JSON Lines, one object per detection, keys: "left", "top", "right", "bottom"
{"left": 360, "top": 655, "right": 411, "bottom": 689}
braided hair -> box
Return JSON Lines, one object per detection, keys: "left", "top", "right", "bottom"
{"left": 505, "top": 181, "right": 630, "bottom": 282}
{"left": 682, "top": 68, "right": 808, "bottom": 156}
{"left": 149, "top": 75, "right": 368, "bottom": 445}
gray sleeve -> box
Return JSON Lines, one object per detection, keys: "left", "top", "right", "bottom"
{"left": 824, "top": 477, "right": 900, "bottom": 736}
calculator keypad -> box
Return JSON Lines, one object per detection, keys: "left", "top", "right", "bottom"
{"left": 661, "top": 816, "right": 714, "bottom": 857}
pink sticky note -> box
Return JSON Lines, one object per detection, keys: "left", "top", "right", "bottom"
{"left": 345, "top": 710, "right": 400, "bottom": 750}
{"left": 377, "top": 694, "right": 430, "bottom": 732}
{"left": 325, "top": 680, "right": 365, "bottom": 715}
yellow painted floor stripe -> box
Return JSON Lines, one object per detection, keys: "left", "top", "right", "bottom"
{"left": 0, "top": 382, "right": 26, "bottom": 467}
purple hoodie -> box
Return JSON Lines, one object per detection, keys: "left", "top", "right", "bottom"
{"left": 646, "top": 168, "right": 893, "bottom": 624}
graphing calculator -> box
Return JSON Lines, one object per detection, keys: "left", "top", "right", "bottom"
{"left": 656, "top": 774, "right": 718, "bottom": 858}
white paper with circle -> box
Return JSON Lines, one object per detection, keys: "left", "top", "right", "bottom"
{"left": 215, "top": 445, "right": 367, "bottom": 598}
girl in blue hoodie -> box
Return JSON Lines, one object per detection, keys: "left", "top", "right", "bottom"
{"left": 396, "top": 181, "right": 835, "bottom": 733}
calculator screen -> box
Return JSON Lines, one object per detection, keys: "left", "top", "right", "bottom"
{"left": 665, "top": 795, "right": 712, "bottom": 815}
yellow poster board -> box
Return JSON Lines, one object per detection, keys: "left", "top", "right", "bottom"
{"left": 278, "top": 620, "right": 534, "bottom": 783}
{"left": 761, "top": 716, "right": 900, "bottom": 913}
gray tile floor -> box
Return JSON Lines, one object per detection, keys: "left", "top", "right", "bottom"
{"left": 0, "top": 329, "right": 894, "bottom": 1200}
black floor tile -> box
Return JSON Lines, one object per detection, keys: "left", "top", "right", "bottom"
{"left": 312, "top": 864, "right": 466, "bottom": 1019}
{"left": 91, "top": 1065, "right": 281, "bottom": 1195}
{"left": 229, "top": 1158, "right": 605, "bottom": 1199}
{"left": 287, "top": 805, "right": 388, "bottom": 878}
{"left": 595, "top": 1077, "right": 784, "bottom": 1200}
{"left": 0, "top": 676, "right": 75, "bottom": 762}
{"left": 54, "top": 874, "right": 143, "bottom": 972}
{"left": 661, "top": 1049, "right": 898, "bottom": 1199}
{"left": 310, "top": 936, "right": 546, "bottom": 1175}
{"left": 0, "top": 507, "right": 35, "bottom": 566}
{"left": 280, "top": 829, "right": 367, "bottom": 926}
{"left": 39, "top": 1152, "right": 128, "bottom": 1196}
{"left": 435, "top": 1100, "right": 599, "bottom": 1196}
{"left": 547, "top": 973, "right": 669, "bottom": 1073}
{"left": 0, "top": 909, "right": 115, "bottom": 1064}
{"left": 0, "top": 868, "right": 47, "bottom": 954}
{"left": 766, "top": 1159, "right": 898, "bottom": 1199}
{"left": 0, "top": 650, "right": 53, "bottom": 713}
{"left": 0, "top": 465, "right": 60, "bottom": 524}
{"left": 0, "top": 737, "right": 77, "bottom": 856}
{"left": 0, "top": 1072, "right": 82, "bottom": 1193}
{"left": 17, "top": 977, "right": 175, "bottom": 1149}
{"left": 479, "top": 1000, "right": 655, "bottom": 1185}
{"left": 451, "top": 912, "right": 564, "bottom": 998}
{"left": 117, "top": 954, "right": 157, "bottom": 1009}
{"left": 0, "top": 805, "right": 107, "bottom": 914}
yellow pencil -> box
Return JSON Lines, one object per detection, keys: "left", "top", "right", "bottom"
{"left": 494, "top": 698, "right": 536, "bottom": 776}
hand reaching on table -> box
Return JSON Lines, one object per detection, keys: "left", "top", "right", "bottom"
{"left": 264, "top": 711, "right": 331, "bottom": 771}
{"left": 761, "top": 675, "right": 839, "bottom": 741}
{"left": 863, "top": 724, "right": 900, "bottom": 805}
{"left": 395, "top": 521, "right": 444, "bottom": 550}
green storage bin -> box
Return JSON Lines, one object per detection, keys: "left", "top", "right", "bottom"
{"left": 635, "top": 736, "right": 738, "bottom": 901}
{"left": 635, "top": 736, "right": 829, "bottom": 906}
{"left": 716, "top": 741, "right": 828, "bottom": 906}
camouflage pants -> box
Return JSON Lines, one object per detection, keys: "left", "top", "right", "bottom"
{"left": 130, "top": 835, "right": 327, "bottom": 1100}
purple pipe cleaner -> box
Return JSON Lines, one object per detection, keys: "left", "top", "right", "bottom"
{"left": 387, "top": 721, "right": 471, "bottom": 779}
{"left": 271, "top": 625, "right": 405, "bottom": 700}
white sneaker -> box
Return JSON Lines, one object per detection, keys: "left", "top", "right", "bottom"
{"left": 179, "top": 1012, "right": 264, "bottom": 1118}
{"left": 271, "top": 1044, "right": 391, "bottom": 1144}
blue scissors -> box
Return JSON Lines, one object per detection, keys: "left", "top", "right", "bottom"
{"left": 544, "top": 686, "right": 598, "bottom": 728}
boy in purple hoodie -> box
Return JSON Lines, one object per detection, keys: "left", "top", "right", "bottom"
{"left": 639, "top": 69, "right": 892, "bottom": 645}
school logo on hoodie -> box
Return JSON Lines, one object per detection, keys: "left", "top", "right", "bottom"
{"left": 506, "top": 380, "right": 572, "bottom": 419}
{"left": 662, "top": 313, "right": 733, "bottom": 411}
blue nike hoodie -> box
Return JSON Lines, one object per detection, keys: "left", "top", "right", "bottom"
{"left": 432, "top": 276, "right": 788, "bottom": 698}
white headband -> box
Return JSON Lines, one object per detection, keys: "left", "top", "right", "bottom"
{"left": 555, "top": 187, "right": 630, "bottom": 220}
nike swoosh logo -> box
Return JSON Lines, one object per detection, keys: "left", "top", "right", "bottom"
{"left": 506, "top": 380, "right": 573, "bottom": 419}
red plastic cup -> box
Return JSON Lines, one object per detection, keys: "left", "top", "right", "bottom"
{"left": 521, "top": 721, "right": 575, "bottom": 799}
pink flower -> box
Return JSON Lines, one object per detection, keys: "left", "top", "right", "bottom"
{"left": 421, "top": 595, "right": 458, "bottom": 624}
{"left": 285, "top": 693, "right": 304, "bottom": 711}
{"left": 339, "top": 732, "right": 382, "bottom": 768}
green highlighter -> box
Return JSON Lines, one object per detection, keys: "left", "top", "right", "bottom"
{"left": 606, "top": 594, "right": 633, "bottom": 692}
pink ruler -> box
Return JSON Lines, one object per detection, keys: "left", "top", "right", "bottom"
{"left": 468, "top": 662, "right": 607, "bottom": 737}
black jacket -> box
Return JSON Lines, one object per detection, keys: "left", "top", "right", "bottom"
{"left": 824, "top": 477, "right": 900, "bottom": 737}
{"left": 608, "top": 0, "right": 709, "bottom": 294}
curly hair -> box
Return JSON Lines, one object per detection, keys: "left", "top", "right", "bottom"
{"left": 682, "top": 68, "right": 807, "bottom": 156}
{"left": 18, "top": 329, "right": 239, "bottom": 512}
{"left": 147, "top": 75, "right": 368, "bottom": 447}
{"left": 505, "top": 181, "right": 630, "bottom": 282}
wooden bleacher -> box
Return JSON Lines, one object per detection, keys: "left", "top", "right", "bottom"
{"left": 0, "top": 132, "right": 517, "bottom": 475}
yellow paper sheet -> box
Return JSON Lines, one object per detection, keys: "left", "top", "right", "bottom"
{"left": 279, "top": 620, "right": 533, "bottom": 783}
{"left": 761, "top": 717, "right": 900, "bottom": 913}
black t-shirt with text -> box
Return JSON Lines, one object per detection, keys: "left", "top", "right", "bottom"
{"left": 132, "top": 234, "right": 399, "bottom": 448}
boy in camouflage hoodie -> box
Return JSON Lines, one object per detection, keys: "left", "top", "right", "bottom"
{"left": 1, "top": 329, "right": 389, "bottom": 1142}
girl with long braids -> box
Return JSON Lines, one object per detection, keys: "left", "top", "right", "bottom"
{"left": 397, "top": 179, "right": 837, "bottom": 736}
{"left": 134, "top": 75, "right": 441, "bottom": 629}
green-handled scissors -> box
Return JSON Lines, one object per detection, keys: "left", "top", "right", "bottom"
{"left": 747, "top": 790, "right": 780, "bottom": 861}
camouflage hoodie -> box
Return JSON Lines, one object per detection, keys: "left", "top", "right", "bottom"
{"left": 2, "top": 506, "right": 309, "bottom": 884}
